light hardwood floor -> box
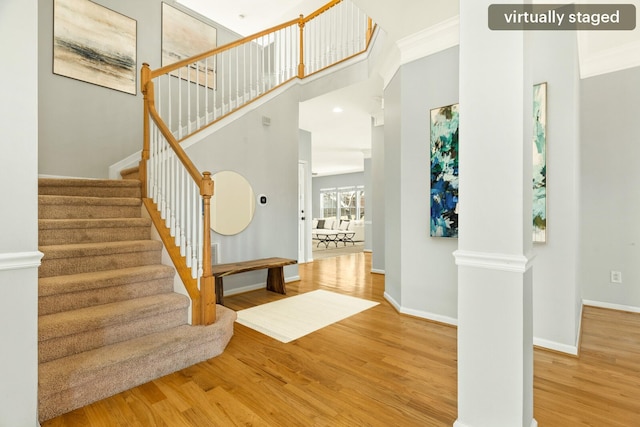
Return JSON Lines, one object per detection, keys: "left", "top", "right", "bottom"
{"left": 42, "top": 252, "right": 640, "bottom": 426}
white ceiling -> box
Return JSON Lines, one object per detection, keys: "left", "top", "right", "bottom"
{"left": 178, "top": 0, "right": 640, "bottom": 176}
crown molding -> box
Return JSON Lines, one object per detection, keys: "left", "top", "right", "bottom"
{"left": 380, "top": 15, "right": 460, "bottom": 88}
{"left": 578, "top": 37, "right": 640, "bottom": 79}
{"left": 396, "top": 15, "right": 460, "bottom": 66}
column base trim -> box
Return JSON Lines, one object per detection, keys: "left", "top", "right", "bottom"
{"left": 454, "top": 418, "right": 537, "bottom": 427}
{"left": 0, "top": 251, "right": 43, "bottom": 271}
{"left": 453, "top": 250, "right": 535, "bottom": 273}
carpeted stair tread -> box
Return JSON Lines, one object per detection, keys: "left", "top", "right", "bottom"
{"left": 119, "top": 166, "right": 139, "bottom": 180}
{"left": 39, "top": 293, "right": 189, "bottom": 342}
{"left": 39, "top": 194, "right": 141, "bottom": 219}
{"left": 39, "top": 264, "right": 175, "bottom": 297}
{"left": 39, "top": 240, "right": 163, "bottom": 278}
{"left": 38, "top": 305, "right": 236, "bottom": 421}
{"left": 38, "top": 194, "right": 141, "bottom": 208}
{"left": 38, "top": 265, "right": 176, "bottom": 315}
{"left": 39, "top": 218, "right": 151, "bottom": 245}
{"left": 40, "top": 240, "right": 161, "bottom": 259}
{"left": 39, "top": 178, "right": 141, "bottom": 198}
{"left": 39, "top": 294, "right": 190, "bottom": 363}
{"left": 39, "top": 217, "right": 151, "bottom": 230}
{"left": 39, "top": 306, "right": 236, "bottom": 393}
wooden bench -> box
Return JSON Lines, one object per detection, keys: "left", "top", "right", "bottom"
{"left": 211, "top": 257, "right": 297, "bottom": 305}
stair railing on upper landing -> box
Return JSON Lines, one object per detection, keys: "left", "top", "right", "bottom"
{"left": 140, "top": 0, "right": 374, "bottom": 326}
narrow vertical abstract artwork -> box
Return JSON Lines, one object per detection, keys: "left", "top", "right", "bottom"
{"left": 533, "top": 83, "right": 547, "bottom": 242}
{"left": 430, "top": 104, "right": 459, "bottom": 238}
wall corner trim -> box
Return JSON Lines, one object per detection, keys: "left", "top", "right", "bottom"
{"left": 453, "top": 250, "right": 535, "bottom": 273}
{"left": 0, "top": 251, "right": 44, "bottom": 271}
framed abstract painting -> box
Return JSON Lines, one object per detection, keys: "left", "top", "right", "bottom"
{"left": 430, "top": 103, "right": 459, "bottom": 238}
{"left": 53, "top": 0, "right": 137, "bottom": 95}
{"left": 533, "top": 83, "right": 547, "bottom": 243}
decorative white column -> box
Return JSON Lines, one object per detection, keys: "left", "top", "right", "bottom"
{"left": 454, "top": 1, "right": 536, "bottom": 426}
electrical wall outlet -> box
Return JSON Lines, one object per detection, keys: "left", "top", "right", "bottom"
{"left": 610, "top": 270, "right": 622, "bottom": 283}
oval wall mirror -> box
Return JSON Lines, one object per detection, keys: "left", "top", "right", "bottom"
{"left": 210, "top": 171, "right": 256, "bottom": 235}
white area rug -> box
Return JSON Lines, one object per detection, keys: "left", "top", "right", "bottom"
{"left": 235, "top": 290, "right": 379, "bottom": 343}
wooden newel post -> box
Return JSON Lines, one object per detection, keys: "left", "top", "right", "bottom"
{"left": 140, "top": 63, "right": 151, "bottom": 198}
{"left": 200, "top": 172, "right": 216, "bottom": 325}
{"left": 298, "top": 15, "right": 305, "bottom": 78}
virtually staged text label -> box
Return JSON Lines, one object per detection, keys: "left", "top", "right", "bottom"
{"left": 488, "top": 4, "right": 636, "bottom": 30}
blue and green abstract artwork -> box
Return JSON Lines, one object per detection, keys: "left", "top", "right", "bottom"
{"left": 430, "top": 103, "right": 459, "bottom": 238}
{"left": 533, "top": 83, "right": 547, "bottom": 242}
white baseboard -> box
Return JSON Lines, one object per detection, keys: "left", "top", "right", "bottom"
{"left": 108, "top": 151, "right": 141, "bottom": 179}
{"left": 383, "top": 291, "right": 401, "bottom": 312}
{"left": 402, "top": 305, "right": 458, "bottom": 326}
{"left": 583, "top": 299, "right": 640, "bottom": 314}
{"left": 383, "top": 292, "right": 457, "bottom": 326}
{"left": 370, "top": 268, "right": 385, "bottom": 275}
{"left": 534, "top": 337, "right": 578, "bottom": 356}
{"left": 38, "top": 174, "right": 96, "bottom": 180}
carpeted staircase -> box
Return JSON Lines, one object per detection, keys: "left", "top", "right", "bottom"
{"left": 37, "top": 177, "right": 236, "bottom": 421}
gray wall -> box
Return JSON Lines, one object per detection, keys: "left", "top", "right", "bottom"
{"left": 580, "top": 66, "right": 640, "bottom": 308}
{"left": 371, "top": 122, "right": 385, "bottom": 272}
{"left": 311, "top": 172, "right": 365, "bottom": 219}
{"left": 530, "top": 30, "right": 582, "bottom": 350}
{"left": 383, "top": 38, "right": 589, "bottom": 349}
{"left": 383, "top": 69, "right": 402, "bottom": 304}
{"left": 38, "top": 0, "right": 241, "bottom": 178}
{"left": 363, "top": 156, "right": 373, "bottom": 251}
{"left": 0, "top": 1, "right": 40, "bottom": 425}
{"left": 186, "top": 88, "right": 301, "bottom": 292}
{"left": 384, "top": 47, "right": 460, "bottom": 321}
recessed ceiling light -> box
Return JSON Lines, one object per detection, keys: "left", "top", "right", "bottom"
{"left": 332, "top": 107, "right": 343, "bottom": 113}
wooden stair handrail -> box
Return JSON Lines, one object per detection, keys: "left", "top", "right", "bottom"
{"left": 148, "top": 16, "right": 301, "bottom": 81}
{"left": 147, "top": 0, "right": 371, "bottom": 82}
{"left": 141, "top": 64, "right": 216, "bottom": 326}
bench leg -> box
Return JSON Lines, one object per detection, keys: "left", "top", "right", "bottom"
{"left": 266, "top": 267, "right": 286, "bottom": 294}
{"left": 215, "top": 277, "right": 224, "bottom": 305}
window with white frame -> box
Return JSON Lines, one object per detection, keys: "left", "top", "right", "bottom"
{"left": 320, "top": 186, "right": 364, "bottom": 220}
{"left": 320, "top": 188, "right": 337, "bottom": 219}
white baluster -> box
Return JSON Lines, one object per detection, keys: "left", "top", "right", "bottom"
{"left": 197, "top": 193, "right": 204, "bottom": 279}
{"left": 185, "top": 176, "right": 192, "bottom": 268}
{"left": 170, "top": 154, "right": 176, "bottom": 236}
{"left": 191, "top": 183, "right": 198, "bottom": 278}
{"left": 174, "top": 163, "right": 181, "bottom": 246}
{"left": 212, "top": 53, "right": 218, "bottom": 120}
{"left": 236, "top": 47, "right": 239, "bottom": 106}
